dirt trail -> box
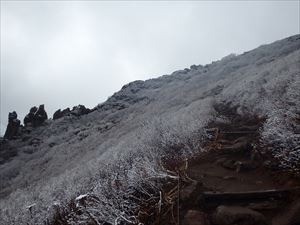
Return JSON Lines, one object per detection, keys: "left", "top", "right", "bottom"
{"left": 187, "top": 153, "right": 284, "bottom": 193}
{"left": 142, "top": 108, "right": 300, "bottom": 225}
{"left": 180, "top": 151, "right": 299, "bottom": 224}
{"left": 176, "top": 111, "right": 300, "bottom": 225}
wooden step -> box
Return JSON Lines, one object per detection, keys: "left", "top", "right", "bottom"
{"left": 200, "top": 188, "right": 300, "bottom": 206}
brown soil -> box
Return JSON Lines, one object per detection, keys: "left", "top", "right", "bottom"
{"left": 151, "top": 108, "right": 300, "bottom": 225}
{"left": 177, "top": 150, "right": 300, "bottom": 225}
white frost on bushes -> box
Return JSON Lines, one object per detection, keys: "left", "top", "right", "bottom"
{"left": 0, "top": 34, "right": 299, "bottom": 224}
{"left": 75, "top": 194, "right": 88, "bottom": 201}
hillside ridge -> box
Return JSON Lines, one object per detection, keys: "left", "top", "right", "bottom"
{"left": 0, "top": 34, "right": 299, "bottom": 225}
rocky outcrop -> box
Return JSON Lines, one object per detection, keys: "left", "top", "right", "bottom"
{"left": 24, "top": 106, "right": 38, "bottom": 126}
{"left": 97, "top": 80, "right": 150, "bottom": 112}
{"left": 53, "top": 109, "right": 63, "bottom": 120}
{"left": 2, "top": 105, "right": 48, "bottom": 141}
{"left": 24, "top": 105, "right": 48, "bottom": 127}
{"left": 33, "top": 105, "right": 48, "bottom": 127}
{"left": 53, "top": 108, "right": 71, "bottom": 120}
{"left": 4, "top": 111, "right": 21, "bottom": 140}
{"left": 53, "top": 105, "right": 91, "bottom": 120}
{"left": 70, "top": 105, "right": 91, "bottom": 117}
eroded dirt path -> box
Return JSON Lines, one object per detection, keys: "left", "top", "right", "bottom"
{"left": 141, "top": 108, "right": 300, "bottom": 225}
{"left": 180, "top": 151, "right": 299, "bottom": 225}
{"left": 176, "top": 111, "right": 300, "bottom": 225}
{"left": 187, "top": 153, "right": 284, "bottom": 193}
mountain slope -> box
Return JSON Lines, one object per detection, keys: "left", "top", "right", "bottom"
{"left": 0, "top": 34, "right": 299, "bottom": 224}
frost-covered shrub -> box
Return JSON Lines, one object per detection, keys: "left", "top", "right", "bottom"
{"left": 1, "top": 35, "right": 299, "bottom": 225}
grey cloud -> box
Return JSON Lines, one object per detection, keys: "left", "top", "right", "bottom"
{"left": 1, "top": 1, "right": 299, "bottom": 134}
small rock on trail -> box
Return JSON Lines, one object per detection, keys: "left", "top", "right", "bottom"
{"left": 212, "top": 205, "right": 269, "bottom": 225}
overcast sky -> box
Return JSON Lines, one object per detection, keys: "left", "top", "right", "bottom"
{"left": 0, "top": 1, "right": 299, "bottom": 135}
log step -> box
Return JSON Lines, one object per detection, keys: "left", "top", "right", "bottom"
{"left": 200, "top": 188, "right": 300, "bottom": 206}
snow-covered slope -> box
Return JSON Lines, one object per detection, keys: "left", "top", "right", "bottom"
{"left": 0, "top": 34, "right": 299, "bottom": 224}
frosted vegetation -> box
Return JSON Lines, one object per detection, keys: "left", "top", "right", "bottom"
{"left": 0, "top": 35, "right": 299, "bottom": 224}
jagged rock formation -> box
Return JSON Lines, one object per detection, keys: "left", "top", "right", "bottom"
{"left": 4, "top": 104, "right": 92, "bottom": 144}
{"left": 70, "top": 105, "right": 91, "bottom": 117}
{"left": 53, "top": 105, "right": 91, "bottom": 120}
{"left": 23, "top": 105, "right": 48, "bottom": 128}
{"left": 53, "top": 108, "right": 70, "bottom": 120}
{"left": 4, "top": 105, "right": 48, "bottom": 141}
{"left": 0, "top": 35, "right": 299, "bottom": 225}
{"left": 24, "top": 106, "right": 37, "bottom": 126}
{"left": 3, "top": 111, "right": 21, "bottom": 140}
{"left": 33, "top": 104, "right": 48, "bottom": 126}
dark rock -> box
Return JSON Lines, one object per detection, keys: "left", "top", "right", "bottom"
{"left": 53, "top": 107, "right": 72, "bottom": 120}
{"left": 183, "top": 210, "right": 210, "bottom": 225}
{"left": 235, "top": 161, "right": 257, "bottom": 173}
{"left": 190, "top": 64, "right": 198, "bottom": 70}
{"left": 62, "top": 107, "right": 71, "bottom": 115}
{"left": 0, "top": 137, "right": 6, "bottom": 145}
{"left": 223, "top": 176, "right": 237, "bottom": 180}
{"left": 248, "top": 201, "right": 280, "bottom": 210}
{"left": 73, "top": 129, "right": 81, "bottom": 135}
{"left": 213, "top": 205, "right": 269, "bottom": 225}
{"left": 23, "top": 147, "right": 35, "bottom": 154}
{"left": 4, "top": 111, "right": 21, "bottom": 140}
{"left": 221, "top": 159, "right": 236, "bottom": 170}
{"left": 184, "top": 68, "right": 190, "bottom": 73}
{"left": 121, "top": 80, "right": 144, "bottom": 91}
{"left": 215, "top": 157, "right": 227, "bottom": 165}
{"left": 33, "top": 104, "right": 48, "bottom": 126}
{"left": 29, "top": 138, "right": 41, "bottom": 147}
{"left": 180, "top": 181, "right": 203, "bottom": 204}
{"left": 8, "top": 111, "right": 17, "bottom": 121}
{"left": 78, "top": 131, "right": 89, "bottom": 140}
{"left": 24, "top": 105, "right": 48, "bottom": 127}
{"left": 285, "top": 202, "right": 300, "bottom": 225}
{"left": 22, "top": 135, "right": 31, "bottom": 142}
{"left": 221, "top": 140, "right": 251, "bottom": 155}
{"left": 48, "top": 142, "right": 56, "bottom": 148}
{"left": 263, "top": 160, "right": 278, "bottom": 171}
{"left": 272, "top": 200, "right": 300, "bottom": 225}
{"left": 250, "top": 150, "right": 262, "bottom": 161}
{"left": 53, "top": 109, "right": 62, "bottom": 120}
{"left": 24, "top": 106, "right": 38, "bottom": 126}
{"left": 71, "top": 105, "right": 91, "bottom": 117}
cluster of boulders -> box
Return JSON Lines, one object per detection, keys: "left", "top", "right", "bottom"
{"left": 52, "top": 105, "right": 91, "bottom": 120}
{"left": 3, "top": 104, "right": 92, "bottom": 140}
{"left": 3, "top": 105, "right": 48, "bottom": 140}
{"left": 53, "top": 108, "right": 71, "bottom": 120}
{"left": 3, "top": 111, "right": 21, "bottom": 140}
{"left": 23, "top": 104, "right": 48, "bottom": 127}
